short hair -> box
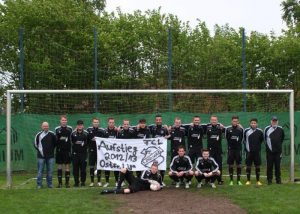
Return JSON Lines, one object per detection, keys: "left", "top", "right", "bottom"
{"left": 92, "top": 117, "right": 99, "bottom": 121}
{"left": 177, "top": 145, "right": 185, "bottom": 151}
{"left": 250, "top": 118, "right": 258, "bottom": 123}
{"left": 174, "top": 117, "right": 181, "bottom": 121}
{"left": 107, "top": 117, "right": 114, "bottom": 122}
{"left": 152, "top": 161, "right": 159, "bottom": 167}
{"left": 202, "top": 148, "right": 210, "bottom": 153}
{"left": 232, "top": 115, "right": 239, "bottom": 120}
{"left": 123, "top": 119, "right": 130, "bottom": 123}
{"left": 194, "top": 115, "right": 200, "bottom": 119}
{"left": 60, "top": 115, "right": 67, "bottom": 120}
{"left": 210, "top": 115, "right": 217, "bottom": 119}
{"left": 155, "top": 114, "right": 162, "bottom": 118}
{"left": 77, "top": 120, "right": 84, "bottom": 125}
{"left": 139, "top": 118, "right": 146, "bottom": 123}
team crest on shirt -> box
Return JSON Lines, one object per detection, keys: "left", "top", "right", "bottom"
{"left": 140, "top": 146, "right": 164, "bottom": 168}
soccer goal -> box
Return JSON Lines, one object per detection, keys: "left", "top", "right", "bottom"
{"left": 5, "top": 89, "right": 295, "bottom": 188}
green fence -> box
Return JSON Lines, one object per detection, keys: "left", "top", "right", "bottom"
{"left": 0, "top": 112, "right": 298, "bottom": 172}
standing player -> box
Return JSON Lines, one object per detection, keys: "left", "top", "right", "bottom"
{"left": 194, "top": 149, "right": 220, "bottom": 189}
{"left": 169, "top": 117, "right": 186, "bottom": 159}
{"left": 103, "top": 117, "right": 118, "bottom": 187}
{"left": 87, "top": 118, "right": 105, "bottom": 187}
{"left": 71, "top": 120, "right": 88, "bottom": 187}
{"left": 168, "top": 146, "right": 194, "bottom": 189}
{"left": 185, "top": 116, "right": 205, "bottom": 164}
{"left": 206, "top": 115, "right": 224, "bottom": 185}
{"left": 225, "top": 116, "right": 244, "bottom": 186}
{"left": 149, "top": 114, "right": 170, "bottom": 186}
{"left": 117, "top": 119, "right": 135, "bottom": 187}
{"left": 34, "top": 122, "right": 56, "bottom": 189}
{"left": 244, "top": 118, "right": 264, "bottom": 186}
{"left": 55, "top": 115, "right": 73, "bottom": 188}
{"left": 134, "top": 118, "right": 151, "bottom": 178}
{"left": 264, "top": 116, "right": 285, "bottom": 185}
{"left": 101, "top": 162, "right": 162, "bottom": 194}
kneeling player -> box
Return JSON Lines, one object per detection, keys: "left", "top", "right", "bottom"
{"left": 101, "top": 162, "right": 162, "bottom": 194}
{"left": 194, "top": 149, "right": 220, "bottom": 189}
{"left": 168, "top": 146, "right": 194, "bottom": 189}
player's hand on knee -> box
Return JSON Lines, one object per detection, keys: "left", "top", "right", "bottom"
{"left": 188, "top": 171, "right": 194, "bottom": 176}
{"left": 168, "top": 171, "right": 173, "bottom": 176}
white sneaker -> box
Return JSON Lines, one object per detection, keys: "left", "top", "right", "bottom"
{"left": 121, "top": 182, "right": 125, "bottom": 187}
{"left": 197, "top": 182, "right": 202, "bottom": 188}
{"left": 89, "top": 183, "right": 94, "bottom": 187}
{"left": 185, "top": 182, "right": 190, "bottom": 189}
{"left": 97, "top": 182, "right": 102, "bottom": 187}
{"left": 188, "top": 181, "right": 192, "bottom": 185}
{"left": 175, "top": 182, "right": 180, "bottom": 188}
{"left": 103, "top": 182, "right": 109, "bottom": 188}
{"left": 162, "top": 182, "right": 166, "bottom": 187}
{"left": 115, "top": 182, "right": 118, "bottom": 187}
{"left": 210, "top": 183, "right": 216, "bottom": 189}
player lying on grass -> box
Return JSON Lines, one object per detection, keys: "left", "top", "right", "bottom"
{"left": 101, "top": 162, "right": 162, "bottom": 194}
{"left": 194, "top": 149, "right": 220, "bottom": 189}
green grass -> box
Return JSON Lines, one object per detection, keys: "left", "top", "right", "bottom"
{"left": 1, "top": 167, "right": 300, "bottom": 214}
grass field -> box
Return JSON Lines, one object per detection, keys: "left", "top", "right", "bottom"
{"left": 1, "top": 167, "right": 300, "bottom": 214}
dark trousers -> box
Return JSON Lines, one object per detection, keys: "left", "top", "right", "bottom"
{"left": 169, "top": 172, "right": 193, "bottom": 182}
{"left": 266, "top": 151, "right": 281, "bottom": 182}
{"left": 188, "top": 148, "right": 202, "bottom": 164}
{"left": 211, "top": 152, "right": 222, "bottom": 182}
{"left": 195, "top": 174, "right": 217, "bottom": 183}
{"left": 73, "top": 154, "right": 87, "bottom": 184}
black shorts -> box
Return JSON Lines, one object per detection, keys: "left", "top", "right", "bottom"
{"left": 88, "top": 151, "right": 97, "bottom": 166}
{"left": 227, "top": 149, "right": 242, "bottom": 165}
{"left": 56, "top": 150, "right": 71, "bottom": 164}
{"left": 245, "top": 151, "right": 261, "bottom": 166}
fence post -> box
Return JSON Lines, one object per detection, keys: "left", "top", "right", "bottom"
{"left": 19, "top": 27, "right": 25, "bottom": 112}
{"left": 93, "top": 27, "right": 98, "bottom": 112}
{"left": 242, "top": 28, "right": 247, "bottom": 112}
{"left": 168, "top": 28, "right": 173, "bottom": 112}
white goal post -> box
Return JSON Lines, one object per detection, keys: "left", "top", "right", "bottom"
{"left": 6, "top": 89, "right": 295, "bottom": 188}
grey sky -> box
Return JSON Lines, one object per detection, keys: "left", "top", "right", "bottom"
{"left": 106, "top": 0, "right": 287, "bottom": 35}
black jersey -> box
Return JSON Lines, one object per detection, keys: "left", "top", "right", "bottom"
{"left": 104, "top": 127, "right": 118, "bottom": 138}
{"left": 195, "top": 157, "right": 219, "bottom": 173}
{"left": 206, "top": 124, "right": 223, "bottom": 153}
{"left": 141, "top": 170, "right": 163, "bottom": 185}
{"left": 244, "top": 128, "right": 264, "bottom": 152}
{"left": 149, "top": 124, "right": 169, "bottom": 138}
{"left": 87, "top": 127, "right": 105, "bottom": 153}
{"left": 225, "top": 125, "right": 244, "bottom": 150}
{"left": 55, "top": 126, "right": 72, "bottom": 151}
{"left": 34, "top": 131, "right": 56, "bottom": 159}
{"left": 186, "top": 124, "right": 205, "bottom": 149}
{"left": 134, "top": 127, "right": 151, "bottom": 139}
{"left": 170, "top": 155, "right": 192, "bottom": 173}
{"left": 170, "top": 126, "right": 186, "bottom": 151}
{"left": 71, "top": 130, "right": 88, "bottom": 154}
{"left": 264, "top": 125, "right": 285, "bottom": 153}
{"left": 117, "top": 128, "right": 135, "bottom": 139}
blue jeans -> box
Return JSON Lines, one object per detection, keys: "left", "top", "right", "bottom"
{"left": 37, "top": 158, "right": 54, "bottom": 188}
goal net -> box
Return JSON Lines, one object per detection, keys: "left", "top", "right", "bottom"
{"left": 3, "top": 89, "right": 295, "bottom": 188}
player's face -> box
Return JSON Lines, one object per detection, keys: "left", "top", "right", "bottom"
{"left": 174, "top": 119, "right": 181, "bottom": 127}
{"left": 155, "top": 117, "right": 162, "bottom": 125}
{"left": 108, "top": 119, "right": 115, "bottom": 128}
{"left": 77, "top": 124, "right": 84, "bottom": 131}
{"left": 60, "top": 117, "right": 67, "bottom": 127}
{"left": 41, "top": 122, "right": 49, "bottom": 132}
{"left": 250, "top": 121, "right": 257, "bottom": 129}
{"left": 150, "top": 165, "right": 158, "bottom": 174}
{"left": 123, "top": 121, "right": 130, "bottom": 130}
{"left": 193, "top": 117, "right": 200, "bottom": 125}
{"left": 178, "top": 148, "right": 185, "bottom": 156}
{"left": 140, "top": 122, "right": 146, "bottom": 129}
{"left": 271, "top": 120, "right": 278, "bottom": 127}
{"left": 202, "top": 151, "right": 209, "bottom": 159}
{"left": 210, "top": 117, "right": 218, "bottom": 125}
{"left": 93, "top": 119, "right": 99, "bottom": 128}
{"left": 232, "top": 119, "right": 239, "bottom": 126}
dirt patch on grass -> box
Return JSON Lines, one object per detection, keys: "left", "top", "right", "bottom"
{"left": 111, "top": 188, "right": 246, "bottom": 214}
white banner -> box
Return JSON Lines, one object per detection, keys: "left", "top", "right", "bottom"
{"left": 95, "top": 137, "right": 167, "bottom": 171}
